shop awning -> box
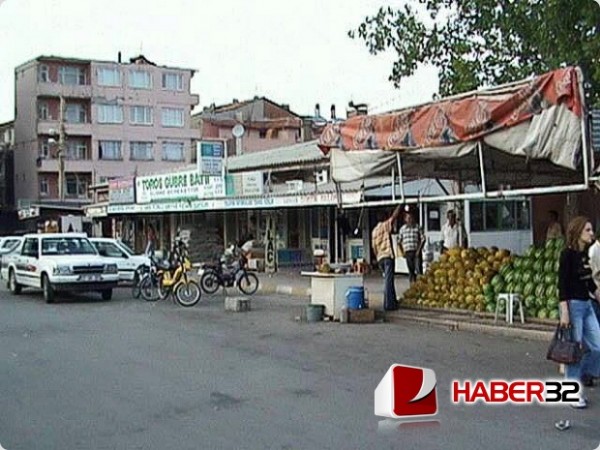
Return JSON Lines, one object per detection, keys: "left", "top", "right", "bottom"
{"left": 318, "top": 67, "right": 590, "bottom": 188}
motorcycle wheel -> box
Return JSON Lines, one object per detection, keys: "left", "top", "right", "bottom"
{"left": 200, "top": 270, "right": 221, "bottom": 294}
{"left": 238, "top": 271, "right": 259, "bottom": 295}
{"left": 175, "top": 280, "right": 202, "bottom": 307}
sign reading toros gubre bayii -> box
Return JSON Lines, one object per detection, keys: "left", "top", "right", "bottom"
{"left": 136, "top": 170, "right": 224, "bottom": 204}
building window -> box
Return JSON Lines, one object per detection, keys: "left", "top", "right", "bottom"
{"left": 40, "top": 142, "right": 50, "bottom": 159}
{"left": 162, "top": 73, "right": 184, "bottom": 91}
{"left": 129, "top": 70, "right": 152, "bottom": 89}
{"left": 66, "top": 140, "right": 89, "bottom": 160}
{"left": 259, "top": 129, "right": 267, "bottom": 139}
{"left": 59, "top": 66, "right": 86, "bottom": 85}
{"left": 39, "top": 178, "right": 49, "bottom": 196}
{"left": 162, "top": 142, "right": 185, "bottom": 161}
{"left": 97, "top": 104, "right": 123, "bottom": 124}
{"left": 65, "top": 174, "right": 89, "bottom": 198}
{"left": 99, "top": 141, "right": 122, "bottom": 160}
{"left": 65, "top": 103, "right": 87, "bottom": 123}
{"left": 97, "top": 67, "right": 121, "bottom": 87}
{"left": 38, "top": 102, "right": 49, "bottom": 120}
{"left": 469, "top": 200, "right": 530, "bottom": 232}
{"left": 130, "top": 142, "right": 153, "bottom": 161}
{"left": 130, "top": 106, "right": 153, "bottom": 125}
{"left": 38, "top": 65, "right": 49, "bottom": 83}
{"left": 161, "top": 108, "right": 184, "bottom": 127}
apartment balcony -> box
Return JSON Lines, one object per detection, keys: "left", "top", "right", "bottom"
{"left": 36, "top": 82, "right": 92, "bottom": 99}
{"left": 37, "top": 120, "right": 92, "bottom": 137}
{"left": 37, "top": 157, "right": 94, "bottom": 173}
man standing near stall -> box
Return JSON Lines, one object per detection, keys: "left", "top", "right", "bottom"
{"left": 371, "top": 205, "right": 402, "bottom": 311}
{"left": 398, "top": 211, "right": 425, "bottom": 284}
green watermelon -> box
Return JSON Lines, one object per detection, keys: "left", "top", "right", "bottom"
{"left": 554, "top": 260, "right": 560, "bottom": 272}
{"left": 544, "top": 260, "right": 555, "bottom": 273}
{"left": 505, "top": 282, "right": 515, "bottom": 294}
{"left": 512, "top": 271, "right": 522, "bottom": 284}
{"left": 521, "top": 271, "right": 533, "bottom": 284}
{"left": 555, "top": 237, "right": 565, "bottom": 249}
{"left": 513, "top": 283, "right": 524, "bottom": 294}
{"left": 500, "top": 264, "right": 513, "bottom": 277}
{"left": 545, "top": 284, "right": 556, "bottom": 298}
{"left": 535, "top": 284, "right": 546, "bottom": 298}
{"left": 527, "top": 308, "right": 538, "bottom": 318}
{"left": 545, "top": 239, "right": 556, "bottom": 250}
{"left": 537, "top": 309, "right": 549, "bottom": 319}
{"left": 534, "top": 272, "right": 544, "bottom": 284}
{"left": 533, "top": 260, "right": 544, "bottom": 273}
{"left": 483, "top": 284, "right": 495, "bottom": 296}
{"left": 485, "top": 303, "right": 495, "bottom": 313}
{"left": 514, "top": 258, "right": 523, "bottom": 271}
{"left": 525, "top": 246, "right": 536, "bottom": 259}
{"left": 544, "top": 273, "right": 555, "bottom": 285}
{"left": 546, "top": 297, "right": 559, "bottom": 309}
{"left": 544, "top": 248, "right": 555, "bottom": 261}
{"left": 524, "top": 295, "right": 536, "bottom": 307}
{"left": 522, "top": 259, "right": 534, "bottom": 271}
{"left": 534, "top": 248, "right": 545, "bottom": 260}
{"left": 504, "top": 271, "right": 515, "bottom": 284}
{"left": 491, "top": 274, "right": 504, "bottom": 287}
{"left": 536, "top": 296, "right": 546, "bottom": 307}
{"left": 548, "top": 309, "right": 560, "bottom": 320}
{"left": 523, "top": 282, "right": 535, "bottom": 297}
{"left": 485, "top": 293, "right": 496, "bottom": 305}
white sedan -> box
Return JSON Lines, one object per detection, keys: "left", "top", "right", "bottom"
{"left": 90, "top": 238, "right": 150, "bottom": 282}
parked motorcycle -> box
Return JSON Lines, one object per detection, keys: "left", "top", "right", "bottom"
{"left": 199, "top": 244, "right": 259, "bottom": 295}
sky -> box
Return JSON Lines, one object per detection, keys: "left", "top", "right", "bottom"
{"left": 0, "top": 0, "right": 439, "bottom": 123}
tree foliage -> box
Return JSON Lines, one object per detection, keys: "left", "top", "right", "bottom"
{"left": 349, "top": 0, "right": 600, "bottom": 106}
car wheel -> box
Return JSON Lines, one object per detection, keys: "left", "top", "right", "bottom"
{"left": 42, "top": 274, "right": 54, "bottom": 304}
{"left": 101, "top": 289, "right": 113, "bottom": 301}
{"left": 9, "top": 269, "right": 21, "bottom": 295}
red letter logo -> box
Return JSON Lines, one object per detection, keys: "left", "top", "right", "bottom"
{"left": 375, "top": 364, "right": 438, "bottom": 419}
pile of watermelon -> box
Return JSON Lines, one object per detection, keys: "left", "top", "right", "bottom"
{"left": 483, "top": 238, "right": 565, "bottom": 319}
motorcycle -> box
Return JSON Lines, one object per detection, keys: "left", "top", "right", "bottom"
{"left": 199, "top": 244, "right": 259, "bottom": 295}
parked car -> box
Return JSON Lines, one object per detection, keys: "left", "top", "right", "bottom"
{"left": 90, "top": 238, "right": 151, "bottom": 283}
{"left": 0, "top": 237, "right": 23, "bottom": 278}
{"left": 3, "top": 233, "right": 119, "bottom": 303}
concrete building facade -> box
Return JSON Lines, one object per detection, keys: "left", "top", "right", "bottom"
{"left": 14, "top": 54, "right": 200, "bottom": 206}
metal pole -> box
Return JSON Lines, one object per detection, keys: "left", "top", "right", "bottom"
{"left": 396, "top": 153, "right": 405, "bottom": 202}
{"left": 477, "top": 142, "right": 487, "bottom": 196}
{"left": 339, "top": 183, "right": 589, "bottom": 209}
{"left": 391, "top": 165, "right": 395, "bottom": 202}
{"left": 58, "top": 96, "right": 66, "bottom": 202}
{"left": 576, "top": 67, "right": 591, "bottom": 186}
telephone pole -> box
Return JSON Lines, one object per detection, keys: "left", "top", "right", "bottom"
{"left": 58, "top": 95, "right": 66, "bottom": 202}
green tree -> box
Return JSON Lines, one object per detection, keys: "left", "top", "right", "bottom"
{"left": 349, "top": 0, "right": 600, "bottom": 106}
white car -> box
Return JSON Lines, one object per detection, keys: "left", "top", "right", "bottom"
{"left": 4, "top": 233, "right": 119, "bottom": 303}
{"left": 90, "top": 238, "right": 151, "bottom": 282}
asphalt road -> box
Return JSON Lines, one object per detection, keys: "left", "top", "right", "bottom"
{"left": 0, "top": 285, "right": 598, "bottom": 450}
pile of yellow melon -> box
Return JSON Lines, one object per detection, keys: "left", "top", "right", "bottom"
{"left": 403, "top": 247, "right": 512, "bottom": 311}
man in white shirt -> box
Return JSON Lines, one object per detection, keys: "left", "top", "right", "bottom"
{"left": 441, "top": 210, "right": 466, "bottom": 252}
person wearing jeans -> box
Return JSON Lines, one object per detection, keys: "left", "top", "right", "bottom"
{"left": 371, "top": 206, "right": 402, "bottom": 311}
{"left": 398, "top": 212, "right": 425, "bottom": 284}
{"left": 558, "top": 216, "right": 600, "bottom": 409}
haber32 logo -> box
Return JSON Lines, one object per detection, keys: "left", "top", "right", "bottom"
{"left": 375, "top": 364, "right": 438, "bottom": 419}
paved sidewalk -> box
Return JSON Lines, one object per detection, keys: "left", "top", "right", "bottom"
{"left": 254, "top": 268, "right": 555, "bottom": 342}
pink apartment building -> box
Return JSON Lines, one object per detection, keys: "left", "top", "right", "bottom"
{"left": 14, "top": 54, "right": 200, "bottom": 205}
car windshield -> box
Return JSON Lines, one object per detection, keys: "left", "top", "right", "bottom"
{"left": 41, "top": 237, "right": 97, "bottom": 256}
{"left": 117, "top": 240, "right": 135, "bottom": 256}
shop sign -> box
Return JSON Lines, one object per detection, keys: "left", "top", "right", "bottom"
{"left": 18, "top": 206, "right": 40, "bottom": 220}
{"left": 197, "top": 141, "right": 225, "bottom": 176}
{"left": 109, "top": 177, "right": 135, "bottom": 204}
{"left": 85, "top": 205, "right": 108, "bottom": 218}
{"left": 108, "top": 191, "right": 361, "bottom": 215}
{"left": 241, "top": 171, "right": 264, "bottom": 196}
{"left": 136, "top": 169, "right": 225, "bottom": 204}
{"left": 265, "top": 215, "right": 276, "bottom": 273}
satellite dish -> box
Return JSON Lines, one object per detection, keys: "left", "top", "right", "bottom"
{"left": 232, "top": 124, "right": 245, "bottom": 138}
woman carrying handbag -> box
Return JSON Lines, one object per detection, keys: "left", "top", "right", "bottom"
{"left": 557, "top": 216, "right": 600, "bottom": 409}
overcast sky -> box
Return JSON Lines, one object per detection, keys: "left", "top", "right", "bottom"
{"left": 0, "top": 0, "right": 439, "bottom": 123}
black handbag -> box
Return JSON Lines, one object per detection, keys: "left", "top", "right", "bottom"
{"left": 546, "top": 325, "right": 583, "bottom": 365}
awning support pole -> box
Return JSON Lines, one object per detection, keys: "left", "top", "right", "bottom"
{"left": 396, "top": 153, "right": 405, "bottom": 202}
{"left": 577, "top": 67, "right": 591, "bottom": 186}
{"left": 478, "top": 142, "right": 487, "bottom": 196}
{"left": 391, "top": 165, "right": 395, "bottom": 202}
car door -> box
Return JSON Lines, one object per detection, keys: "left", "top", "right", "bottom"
{"left": 16, "top": 237, "right": 40, "bottom": 287}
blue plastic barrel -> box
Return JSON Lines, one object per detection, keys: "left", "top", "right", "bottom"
{"left": 346, "top": 286, "right": 365, "bottom": 310}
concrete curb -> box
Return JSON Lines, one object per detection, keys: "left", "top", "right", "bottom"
{"left": 258, "top": 280, "right": 554, "bottom": 341}
{"left": 385, "top": 313, "right": 553, "bottom": 342}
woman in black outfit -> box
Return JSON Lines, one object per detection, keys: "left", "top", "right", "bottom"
{"left": 558, "top": 216, "right": 600, "bottom": 409}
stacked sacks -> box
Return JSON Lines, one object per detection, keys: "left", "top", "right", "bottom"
{"left": 484, "top": 238, "right": 564, "bottom": 319}
{"left": 403, "top": 247, "right": 512, "bottom": 312}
